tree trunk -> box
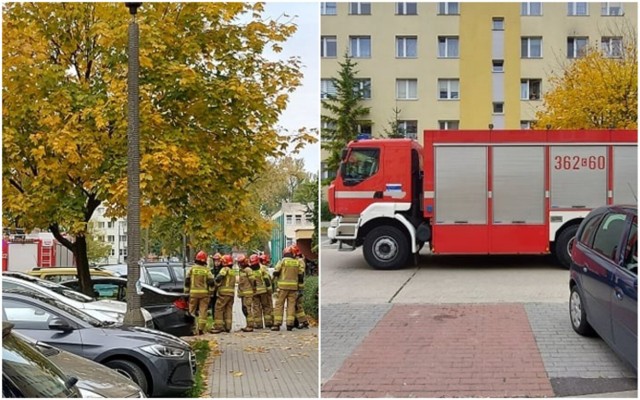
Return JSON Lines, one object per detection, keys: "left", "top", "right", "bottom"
{"left": 73, "top": 235, "right": 94, "bottom": 297}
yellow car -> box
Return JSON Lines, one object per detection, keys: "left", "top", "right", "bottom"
{"left": 27, "top": 267, "right": 115, "bottom": 283}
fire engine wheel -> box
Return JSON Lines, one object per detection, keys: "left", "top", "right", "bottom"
{"left": 363, "top": 226, "right": 410, "bottom": 270}
{"left": 555, "top": 224, "right": 579, "bottom": 269}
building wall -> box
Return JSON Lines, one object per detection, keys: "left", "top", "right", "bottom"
{"left": 90, "top": 206, "right": 127, "bottom": 265}
{"left": 321, "top": 1, "right": 637, "bottom": 150}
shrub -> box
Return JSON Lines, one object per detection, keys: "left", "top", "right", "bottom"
{"left": 302, "top": 275, "right": 318, "bottom": 320}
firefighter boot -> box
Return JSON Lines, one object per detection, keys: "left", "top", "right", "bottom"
{"left": 241, "top": 327, "right": 254, "bottom": 332}
{"left": 271, "top": 325, "right": 280, "bottom": 331}
{"left": 286, "top": 325, "right": 294, "bottom": 331}
{"left": 299, "top": 321, "right": 309, "bottom": 329}
{"left": 210, "top": 328, "right": 224, "bottom": 334}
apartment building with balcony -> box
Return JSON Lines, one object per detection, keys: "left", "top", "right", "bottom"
{"left": 320, "top": 2, "right": 636, "bottom": 175}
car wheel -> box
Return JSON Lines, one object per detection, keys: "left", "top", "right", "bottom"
{"left": 555, "top": 224, "right": 579, "bottom": 269}
{"left": 105, "top": 359, "right": 149, "bottom": 395}
{"left": 363, "top": 226, "right": 410, "bottom": 270}
{"left": 569, "top": 286, "right": 595, "bottom": 336}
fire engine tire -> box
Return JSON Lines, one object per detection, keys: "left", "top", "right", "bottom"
{"left": 555, "top": 224, "right": 579, "bottom": 269}
{"left": 105, "top": 359, "right": 149, "bottom": 395}
{"left": 363, "top": 226, "right": 410, "bottom": 270}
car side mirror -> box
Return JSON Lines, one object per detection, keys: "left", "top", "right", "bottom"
{"left": 153, "top": 282, "right": 160, "bottom": 288}
{"left": 48, "top": 318, "right": 73, "bottom": 332}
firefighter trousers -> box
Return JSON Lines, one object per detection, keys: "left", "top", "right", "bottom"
{"left": 240, "top": 295, "right": 255, "bottom": 329}
{"left": 188, "top": 296, "right": 210, "bottom": 334}
{"left": 213, "top": 294, "right": 234, "bottom": 332}
{"left": 252, "top": 292, "right": 274, "bottom": 328}
{"left": 295, "top": 295, "right": 308, "bottom": 324}
{"left": 273, "top": 289, "right": 297, "bottom": 328}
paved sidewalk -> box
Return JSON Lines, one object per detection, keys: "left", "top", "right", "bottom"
{"left": 199, "top": 295, "right": 318, "bottom": 398}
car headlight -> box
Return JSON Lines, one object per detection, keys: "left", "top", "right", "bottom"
{"left": 79, "top": 388, "right": 106, "bottom": 398}
{"left": 140, "top": 344, "right": 185, "bottom": 358}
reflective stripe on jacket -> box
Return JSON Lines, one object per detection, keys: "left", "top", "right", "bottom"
{"left": 253, "top": 268, "right": 267, "bottom": 295}
{"left": 237, "top": 266, "right": 255, "bottom": 297}
{"left": 188, "top": 265, "right": 214, "bottom": 295}
{"left": 217, "top": 267, "right": 236, "bottom": 296}
{"left": 275, "top": 257, "right": 300, "bottom": 290}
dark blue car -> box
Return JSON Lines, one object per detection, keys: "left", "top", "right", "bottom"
{"left": 569, "top": 204, "right": 637, "bottom": 371}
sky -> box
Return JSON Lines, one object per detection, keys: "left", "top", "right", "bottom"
{"left": 262, "top": 2, "right": 320, "bottom": 174}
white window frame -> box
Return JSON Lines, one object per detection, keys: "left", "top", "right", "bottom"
{"left": 438, "top": 79, "right": 459, "bottom": 100}
{"left": 321, "top": 36, "right": 337, "bottom": 58}
{"left": 321, "top": 2, "right": 337, "bottom": 15}
{"left": 602, "top": 36, "right": 623, "bottom": 58}
{"left": 521, "top": 37, "right": 542, "bottom": 58}
{"left": 295, "top": 214, "right": 303, "bottom": 224}
{"left": 397, "top": 120, "right": 418, "bottom": 139}
{"left": 358, "top": 122, "right": 373, "bottom": 135}
{"left": 438, "top": 2, "right": 459, "bottom": 15}
{"left": 107, "top": 235, "right": 115, "bottom": 243}
{"left": 492, "top": 60, "right": 504, "bottom": 72}
{"left": 285, "top": 215, "right": 293, "bottom": 225}
{"left": 396, "top": 36, "right": 418, "bottom": 58}
{"left": 321, "top": 79, "right": 336, "bottom": 99}
{"left": 520, "top": 79, "right": 541, "bottom": 101}
{"left": 396, "top": 79, "right": 418, "bottom": 100}
{"left": 601, "top": 2, "right": 624, "bottom": 16}
{"left": 439, "top": 120, "right": 460, "bottom": 130}
{"left": 493, "top": 102, "right": 504, "bottom": 114}
{"left": 567, "top": 37, "right": 588, "bottom": 58}
{"left": 438, "top": 36, "right": 459, "bottom": 58}
{"left": 354, "top": 78, "right": 372, "bottom": 99}
{"left": 568, "top": 2, "right": 589, "bottom": 16}
{"left": 396, "top": 2, "right": 417, "bottom": 15}
{"left": 349, "top": 36, "right": 371, "bottom": 58}
{"left": 521, "top": 2, "right": 542, "bottom": 16}
{"left": 349, "top": 2, "right": 371, "bottom": 15}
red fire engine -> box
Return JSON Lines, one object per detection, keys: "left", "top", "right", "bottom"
{"left": 327, "top": 129, "right": 637, "bottom": 269}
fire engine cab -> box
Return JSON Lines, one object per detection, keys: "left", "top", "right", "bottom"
{"left": 327, "top": 129, "right": 637, "bottom": 269}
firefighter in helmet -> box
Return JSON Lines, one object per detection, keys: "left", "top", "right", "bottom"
{"left": 290, "top": 244, "right": 309, "bottom": 329}
{"left": 271, "top": 246, "right": 304, "bottom": 331}
{"left": 249, "top": 254, "right": 273, "bottom": 329}
{"left": 210, "top": 254, "right": 235, "bottom": 333}
{"left": 236, "top": 254, "right": 256, "bottom": 332}
{"left": 184, "top": 250, "right": 215, "bottom": 335}
{"left": 209, "top": 253, "right": 223, "bottom": 319}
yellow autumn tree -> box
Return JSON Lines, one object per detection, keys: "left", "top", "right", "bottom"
{"left": 535, "top": 41, "right": 637, "bottom": 129}
{"left": 2, "top": 3, "right": 315, "bottom": 295}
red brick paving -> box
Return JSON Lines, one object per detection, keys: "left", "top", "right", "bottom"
{"left": 322, "top": 304, "right": 554, "bottom": 398}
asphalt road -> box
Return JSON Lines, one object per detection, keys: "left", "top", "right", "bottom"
{"left": 320, "top": 237, "right": 637, "bottom": 397}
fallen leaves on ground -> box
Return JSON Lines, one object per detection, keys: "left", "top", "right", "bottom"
{"left": 228, "top": 370, "right": 244, "bottom": 377}
{"left": 243, "top": 346, "right": 269, "bottom": 353}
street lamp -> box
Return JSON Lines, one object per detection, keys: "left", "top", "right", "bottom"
{"left": 124, "top": 1, "right": 144, "bottom": 326}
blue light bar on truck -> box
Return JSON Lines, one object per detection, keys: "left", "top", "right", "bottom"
{"left": 356, "top": 133, "right": 372, "bottom": 140}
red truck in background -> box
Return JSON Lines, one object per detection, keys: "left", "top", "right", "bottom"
{"left": 327, "top": 129, "right": 637, "bottom": 269}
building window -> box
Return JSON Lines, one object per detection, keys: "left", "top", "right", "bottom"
{"left": 396, "top": 79, "right": 418, "bottom": 100}
{"left": 119, "top": 248, "right": 127, "bottom": 256}
{"left": 568, "top": 2, "right": 588, "bottom": 16}
{"left": 493, "top": 102, "right": 504, "bottom": 114}
{"left": 601, "top": 2, "right": 623, "bottom": 16}
{"left": 119, "top": 235, "right": 127, "bottom": 242}
{"left": 396, "top": 36, "right": 418, "bottom": 58}
{"left": 98, "top": 235, "right": 105, "bottom": 242}
{"left": 321, "top": 79, "right": 336, "bottom": 99}
{"left": 602, "top": 37, "right": 623, "bottom": 58}
{"left": 349, "top": 36, "right": 371, "bottom": 58}
{"left": 492, "top": 17, "right": 504, "bottom": 30}
{"left": 295, "top": 215, "right": 303, "bottom": 224}
{"left": 396, "top": 2, "right": 417, "bottom": 15}
{"left": 107, "top": 235, "right": 115, "bottom": 243}
{"left": 438, "top": 79, "right": 459, "bottom": 100}
{"left": 286, "top": 215, "right": 293, "bottom": 225}
{"left": 321, "top": 2, "right": 337, "bottom": 15}
{"left": 520, "top": 121, "right": 535, "bottom": 129}
{"left": 438, "top": 36, "right": 459, "bottom": 58}
{"left": 354, "top": 78, "right": 372, "bottom": 99}
{"left": 97, "top": 221, "right": 105, "bottom": 229}
{"left": 492, "top": 60, "right": 504, "bottom": 72}
{"left": 107, "top": 221, "right": 114, "bottom": 228}
{"left": 397, "top": 120, "right": 418, "bottom": 139}
{"left": 321, "top": 162, "right": 337, "bottom": 180}
{"left": 438, "top": 2, "right": 459, "bottom": 15}
{"left": 567, "top": 37, "right": 589, "bottom": 58}
{"left": 349, "top": 2, "right": 371, "bottom": 15}
{"left": 521, "top": 37, "right": 542, "bottom": 58}
{"left": 321, "top": 36, "right": 337, "bottom": 58}
{"left": 439, "top": 120, "right": 460, "bottom": 130}
{"left": 110, "top": 248, "right": 115, "bottom": 256}
{"left": 521, "top": 2, "right": 542, "bottom": 15}
{"left": 322, "top": 120, "right": 337, "bottom": 131}
{"left": 521, "top": 79, "right": 541, "bottom": 100}
{"left": 358, "top": 122, "right": 373, "bottom": 135}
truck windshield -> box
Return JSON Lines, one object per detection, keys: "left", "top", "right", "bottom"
{"left": 342, "top": 148, "right": 380, "bottom": 185}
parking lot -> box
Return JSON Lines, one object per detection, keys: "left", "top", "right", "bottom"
{"left": 320, "top": 239, "right": 637, "bottom": 397}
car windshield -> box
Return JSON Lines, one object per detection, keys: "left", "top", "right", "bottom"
{"left": 31, "top": 278, "right": 94, "bottom": 303}
{"left": 3, "top": 332, "right": 78, "bottom": 398}
{"left": 101, "top": 264, "right": 128, "bottom": 276}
